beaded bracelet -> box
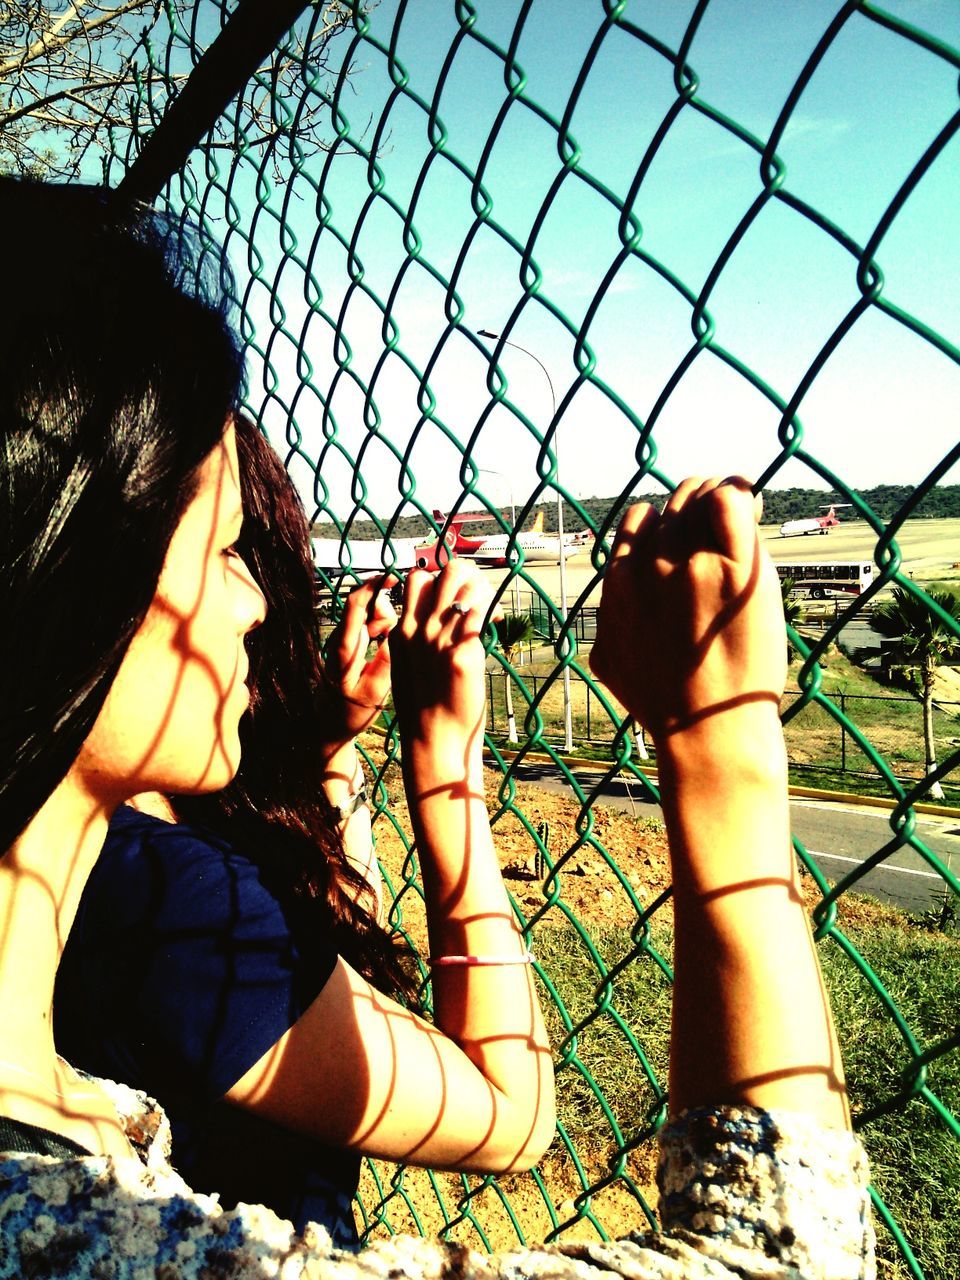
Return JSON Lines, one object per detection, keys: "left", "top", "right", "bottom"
{"left": 429, "top": 951, "right": 535, "bottom": 968}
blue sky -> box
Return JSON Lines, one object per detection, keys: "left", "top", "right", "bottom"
{"left": 169, "top": 0, "right": 960, "bottom": 528}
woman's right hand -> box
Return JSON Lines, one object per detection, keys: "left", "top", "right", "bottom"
{"left": 388, "top": 561, "right": 492, "bottom": 761}
{"left": 592, "top": 482, "right": 850, "bottom": 1133}
{"left": 590, "top": 477, "right": 787, "bottom": 753}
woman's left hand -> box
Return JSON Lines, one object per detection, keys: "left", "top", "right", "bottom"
{"left": 316, "top": 578, "right": 397, "bottom": 755}
{"left": 389, "top": 561, "right": 494, "bottom": 760}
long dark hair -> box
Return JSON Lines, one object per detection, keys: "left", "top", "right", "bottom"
{"left": 0, "top": 179, "right": 243, "bottom": 853}
{"left": 178, "top": 417, "right": 414, "bottom": 999}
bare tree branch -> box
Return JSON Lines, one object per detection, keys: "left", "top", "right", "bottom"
{"left": 0, "top": 73, "right": 153, "bottom": 131}
{"left": 0, "top": 2, "right": 158, "bottom": 78}
{"left": 0, "top": 0, "right": 86, "bottom": 78}
{"left": 0, "top": 1, "right": 365, "bottom": 181}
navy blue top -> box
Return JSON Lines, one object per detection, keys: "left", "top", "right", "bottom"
{"left": 54, "top": 805, "right": 360, "bottom": 1247}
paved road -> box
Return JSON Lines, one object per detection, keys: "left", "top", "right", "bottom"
{"left": 788, "top": 797, "right": 960, "bottom": 914}
{"left": 512, "top": 762, "right": 960, "bottom": 916}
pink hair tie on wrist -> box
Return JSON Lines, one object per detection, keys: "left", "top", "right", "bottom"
{"left": 429, "top": 951, "right": 535, "bottom": 967}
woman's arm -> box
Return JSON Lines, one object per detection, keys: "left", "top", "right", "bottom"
{"left": 590, "top": 477, "right": 849, "bottom": 1129}
{"left": 391, "top": 562, "right": 555, "bottom": 1162}
{"left": 225, "top": 563, "right": 555, "bottom": 1172}
{"left": 315, "top": 580, "right": 397, "bottom": 919}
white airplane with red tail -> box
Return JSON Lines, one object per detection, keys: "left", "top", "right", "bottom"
{"left": 778, "top": 504, "right": 851, "bottom": 538}
{"left": 432, "top": 508, "right": 591, "bottom": 567}
{"left": 311, "top": 527, "right": 454, "bottom": 577}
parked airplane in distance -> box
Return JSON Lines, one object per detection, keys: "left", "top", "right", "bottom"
{"left": 432, "top": 508, "right": 592, "bottom": 566}
{"left": 778, "top": 504, "right": 851, "bottom": 537}
{"left": 312, "top": 526, "right": 453, "bottom": 578}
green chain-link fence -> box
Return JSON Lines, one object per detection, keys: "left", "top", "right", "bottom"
{"left": 31, "top": 0, "right": 960, "bottom": 1273}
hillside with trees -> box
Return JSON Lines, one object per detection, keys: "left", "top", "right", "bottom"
{"left": 311, "top": 484, "right": 960, "bottom": 540}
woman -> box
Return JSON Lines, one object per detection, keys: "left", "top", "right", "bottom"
{"left": 0, "top": 177, "right": 873, "bottom": 1279}
{"left": 54, "top": 413, "right": 548, "bottom": 1247}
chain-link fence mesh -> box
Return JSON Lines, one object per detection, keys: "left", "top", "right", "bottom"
{"left": 62, "top": 0, "right": 960, "bottom": 1274}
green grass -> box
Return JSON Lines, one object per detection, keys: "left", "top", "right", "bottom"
{"left": 781, "top": 651, "right": 960, "bottom": 802}
{"left": 534, "top": 926, "right": 671, "bottom": 1151}
{"left": 531, "top": 916, "right": 960, "bottom": 1280}
{"left": 787, "top": 763, "right": 960, "bottom": 805}
{"left": 483, "top": 645, "right": 960, "bottom": 805}
{"left": 828, "top": 919, "right": 960, "bottom": 1279}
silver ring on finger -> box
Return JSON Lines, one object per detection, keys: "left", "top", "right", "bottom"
{"left": 448, "top": 601, "right": 468, "bottom": 618}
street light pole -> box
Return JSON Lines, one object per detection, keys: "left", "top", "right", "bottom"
{"left": 477, "top": 466, "right": 523, "bottom": 619}
{"left": 478, "top": 329, "right": 573, "bottom": 752}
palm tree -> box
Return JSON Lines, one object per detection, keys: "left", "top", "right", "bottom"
{"left": 495, "top": 612, "right": 535, "bottom": 744}
{"left": 872, "top": 586, "right": 960, "bottom": 801}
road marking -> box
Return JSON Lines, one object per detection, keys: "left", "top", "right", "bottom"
{"left": 807, "top": 849, "right": 944, "bottom": 881}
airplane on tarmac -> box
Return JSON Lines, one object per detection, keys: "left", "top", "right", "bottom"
{"left": 432, "top": 508, "right": 592, "bottom": 567}
{"left": 778, "top": 504, "right": 851, "bottom": 537}
{"left": 311, "top": 526, "right": 453, "bottom": 578}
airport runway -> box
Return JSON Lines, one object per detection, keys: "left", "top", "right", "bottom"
{"left": 479, "top": 518, "right": 960, "bottom": 607}
{"left": 761, "top": 517, "right": 960, "bottom": 584}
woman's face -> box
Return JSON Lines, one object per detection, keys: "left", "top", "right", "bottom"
{"left": 75, "top": 423, "right": 267, "bottom": 801}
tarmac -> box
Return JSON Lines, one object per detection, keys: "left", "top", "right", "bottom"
{"left": 477, "top": 517, "right": 960, "bottom": 606}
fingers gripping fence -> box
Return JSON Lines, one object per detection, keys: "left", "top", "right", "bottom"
{"left": 84, "top": 0, "right": 959, "bottom": 1273}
